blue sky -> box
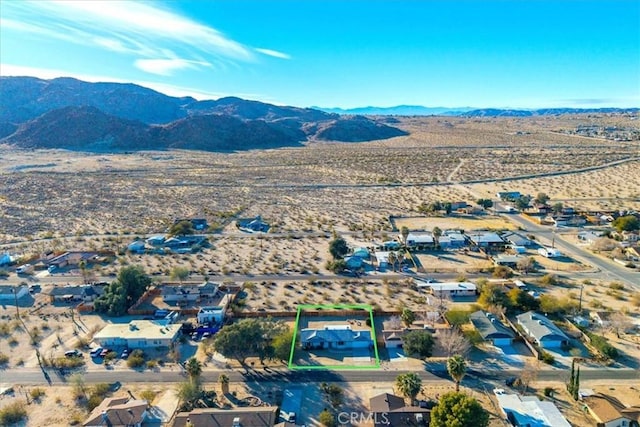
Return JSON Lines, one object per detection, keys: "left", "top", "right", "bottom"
{"left": 1, "top": 0, "right": 638, "bottom": 108}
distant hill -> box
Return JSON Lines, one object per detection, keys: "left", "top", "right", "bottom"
{"left": 0, "top": 76, "right": 407, "bottom": 152}
{"left": 316, "top": 104, "right": 639, "bottom": 117}
{"left": 314, "top": 105, "right": 475, "bottom": 116}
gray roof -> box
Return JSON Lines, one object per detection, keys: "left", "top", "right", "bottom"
{"left": 469, "top": 311, "right": 515, "bottom": 340}
{"left": 173, "top": 407, "right": 279, "bottom": 427}
{"left": 502, "top": 232, "right": 532, "bottom": 246}
{"left": 516, "top": 311, "right": 569, "bottom": 343}
{"left": 467, "top": 232, "right": 505, "bottom": 244}
{"left": 300, "top": 326, "right": 371, "bottom": 344}
{"left": 0, "top": 285, "right": 27, "bottom": 296}
{"left": 47, "top": 285, "right": 104, "bottom": 297}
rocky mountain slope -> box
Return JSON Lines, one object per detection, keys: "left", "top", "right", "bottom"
{"left": 0, "top": 76, "right": 407, "bottom": 151}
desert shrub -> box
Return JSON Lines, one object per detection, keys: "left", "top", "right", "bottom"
{"left": 463, "top": 329, "right": 483, "bottom": 346}
{"left": 30, "top": 387, "right": 46, "bottom": 400}
{"left": 445, "top": 310, "right": 471, "bottom": 326}
{"left": 539, "top": 274, "right": 559, "bottom": 286}
{"left": 127, "top": 350, "right": 145, "bottom": 368}
{"left": 0, "top": 269, "right": 9, "bottom": 278}
{"left": 140, "top": 389, "right": 157, "bottom": 403}
{"left": 87, "top": 395, "right": 103, "bottom": 412}
{"left": 632, "top": 293, "right": 640, "bottom": 307}
{"left": 146, "top": 359, "right": 158, "bottom": 370}
{"left": 0, "top": 352, "right": 9, "bottom": 366}
{"left": 609, "top": 282, "right": 625, "bottom": 291}
{"left": 540, "top": 351, "right": 555, "bottom": 365}
{"left": 49, "top": 356, "right": 85, "bottom": 369}
{"left": 92, "top": 383, "right": 110, "bottom": 399}
{"left": 0, "top": 401, "right": 27, "bottom": 425}
{"left": 0, "top": 322, "right": 10, "bottom": 336}
{"left": 588, "top": 333, "right": 619, "bottom": 359}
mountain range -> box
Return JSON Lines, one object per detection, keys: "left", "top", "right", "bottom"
{"left": 315, "top": 105, "right": 639, "bottom": 116}
{"left": 0, "top": 77, "right": 408, "bottom": 152}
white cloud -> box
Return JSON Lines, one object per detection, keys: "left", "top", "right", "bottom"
{"left": 134, "top": 58, "right": 211, "bottom": 76}
{"left": 1, "top": 1, "right": 271, "bottom": 75}
{"left": 255, "top": 48, "right": 292, "bottom": 60}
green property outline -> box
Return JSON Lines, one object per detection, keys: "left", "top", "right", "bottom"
{"left": 288, "top": 303, "right": 381, "bottom": 370}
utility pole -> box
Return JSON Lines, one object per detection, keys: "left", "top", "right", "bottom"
{"left": 578, "top": 284, "right": 584, "bottom": 312}
{"left": 12, "top": 286, "right": 20, "bottom": 319}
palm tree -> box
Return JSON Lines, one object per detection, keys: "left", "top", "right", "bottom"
{"left": 78, "top": 260, "right": 88, "bottom": 284}
{"left": 395, "top": 372, "right": 422, "bottom": 403}
{"left": 447, "top": 354, "right": 467, "bottom": 392}
{"left": 219, "top": 373, "right": 229, "bottom": 394}
{"left": 432, "top": 227, "right": 442, "bottom": 249}
{"left": 185, "top": 357, "right": 202, "bottom": 383}
{"left": 387, "top": 251, "right": 397, "bottom": 271}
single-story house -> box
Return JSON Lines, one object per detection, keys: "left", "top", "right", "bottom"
{"left": 173, "top": 407, "right": 279, "bottom": 427}
{"left": 450, "top": 201, "right": 468, "bottom": 211}
{"left": 578, "top": 230, "right": 607, "bottom": 244}
{"left": 352, "top": 247, "right": 370, "bottom": 259}
{"left": 502, "top": 231, "right": 533, "bottom": 247}
{"left": 538, "top": 247, "right": 562, "bottom": 258}
{"left": 197, "top": 306, "right": 225, "bottom": 325}
{"left": 146, "top": 235, "right": 166, "bottom": 246}
{"left": 0, "top": 252, "right": 14, "bottom": 266}
{"left": 162, "top": 282, "right": 218, "bottom": 304}
{"left": 466, "top": 232, "right": 507, "bottom": 250}
{"left": 0, "top": 285, "right": 28, "bottom": 301}
{"left": 93, "top": 320, "right": 182, "bottom": 349}
{"left": 469, "top": 311, "right": 515, "bottom": 346}
{"left": 419, "top": 282, "right": 477, "bottom": 298}
{"left": 495, "top": 391, "right": 571, "bottom": 427}
{"left": 237, "top": 215, "right": 270, "bottom": 233}
{"left": 173, "top": 218, "right": 208, "bottom": 231}
{"left": 439, "top": 232, "right": 467, "bottom": 249}
{"left": 382, "top": 327, "right": 427, "bottom": 349}
{"left": 404, "top": 232, "right": 435, "bottom": 249}
{"left": 300, "top": 325, "right": 372, "bottom": 350}
{"left": 127, "top": 240, "right": 146, "bottom": 253}
{"left": 516, "top": 311, "right": 569, "bottom": 349}
{"left": 83, "top": 397, "right": 148, "bottom": 427}
{"left": 584, "top": 393, "right": 640, "bottom": 427}
{"left": 497, "top": 191, "right": 522, "bottom": 201}
{"left": 46, "top": 285, "right": 105, "bottom": 303}
{"left": 369, "top": 393, "right": 430, "bottom": 427}
{"left": 590, "top": 311, "right": 612, "bottom": 327}
{"left": 374, "top": 251, "right": 390, "bottom": 269}
{"left": 344, "top": 256, "right": 364, "bottom": 270}
{"left": 494, "top": 254, "right": 522, "bottom": 268}
{"left": 47, "top": 251, "right": 93, "bottom": 268}
{"left": 379, "top": 241, "right": 401, "bottom": 250}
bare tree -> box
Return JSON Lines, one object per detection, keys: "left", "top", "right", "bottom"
{"left": 438, "top": 328, "right": 471, "bottom": 357}
{"left": 608, "top": 312, "right": 633, "bottom": 338}
{"left": 384, "top": 315, "right": 403, "bottom": 330}
{"left": 519, "top": 359, "right": 540, "bottom": 394}
{"left": 424, "top": 293, "right": 450, "bottom": 325}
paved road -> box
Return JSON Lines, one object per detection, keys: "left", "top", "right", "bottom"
{"left": 505, "top": 213, "right": 639, "bottom": 289}
{"left": 1, "top": 365, "right": 637, "bottom": 386}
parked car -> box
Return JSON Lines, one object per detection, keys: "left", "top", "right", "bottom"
{"left": 120, "top": 349, "right": 129, "bottom": 359}
{"left": 99, "top": 348, "right": 110, "bottom": 358}
{"left": 202, "top": 332, "right": 211, "bottom": 339}
{"left": 64, "top": 350, "right": 81, "bottom": 358}
{"left": 90, "top": 347, "right": 104, "bottom": 357}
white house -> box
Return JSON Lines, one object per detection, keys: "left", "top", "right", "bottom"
{"left": 516, "top": 311, "right": 569, "bottom": 349}
{"left": 374, "top": 251, "right": 390, "bottom": 269}
{"left": 495, "top": 391, "right": 571, "bottom": 427}
{"left": 538, "top": 247, "right": 562, "bottom": 258}
{"left": 404, "top": 232, "right": 434, "bottom": 248}
{"left": 93, "top": 320, "right": 182, "bottom": 349}
{"left": 418, "top": 281, "right": 477, "bottom": 298}
{"left": 127, "top": 241, "right": 146, "bottom": 253}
